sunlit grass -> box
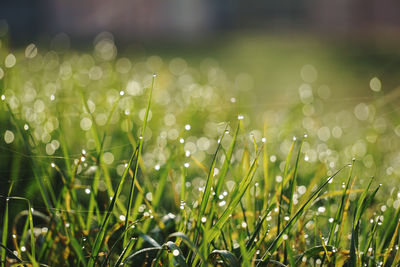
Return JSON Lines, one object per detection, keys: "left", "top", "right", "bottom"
{"left": 0, "top": 32, "right": 400, "bottom": 266}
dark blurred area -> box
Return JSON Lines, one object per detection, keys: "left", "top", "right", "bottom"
{"left": 1, "top": 0, "right": 400, "bottom": 45}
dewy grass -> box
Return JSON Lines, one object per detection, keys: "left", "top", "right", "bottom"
{"left": 1, "top": 38, "right": 400, "bottom": 267}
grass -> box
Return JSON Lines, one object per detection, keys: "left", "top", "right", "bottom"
{"left": 1, "top": 33, "right": 400, "bottom": 266}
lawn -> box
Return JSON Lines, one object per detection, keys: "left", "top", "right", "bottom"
{"left": 1, "top": 32, "right": 400, "bottom": 266}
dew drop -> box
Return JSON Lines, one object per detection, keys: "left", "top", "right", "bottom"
{"left": 172, "top": 249, "right": 180, "bottom": 256}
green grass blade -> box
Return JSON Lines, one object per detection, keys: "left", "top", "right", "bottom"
{"left": 123, "top": 247, "right": 162, "bottom": 264}
{"left": 276, "top": 138, "right": 296, "bottom": 239}
{"left": 196, "top": 128, "right": 226, "bottom": 232}
{"left": 0, "top": 242, "right": 23, "bottom": 263}
{"left": 153, "top": 241, "right": 187, "bottom": 267}
{"left": 69, "top": 234, "right": 88, "bottom": 266}
{"left": 207, "top": 145, "right": 262, "bottom": 242}
{"left": 124, "top": 74, "right": 155, "bottom": 245}
{"left": 262, "top": 124, "right": 269, "bottom": 210}
{"left": 329, "top": 159, "right": 355, "bottom": 247}
{"left": 114, "top": 238, "right": 135, "bottom": 267}
{"left": 152, "top": 162, "right": 171, "bottom": 209}
{"left": 287, "top": 137, "right": 304, "bottom": 215}
{"left": 208, "top": 250, "right": 241, "bottom": 267}
{"left": 246, "top": 203, "right": 276, "bottom": 251}
{"left": 215, "top": 123, "right": 239, "bottom": 198}
{"left": 167, "top": 232, "right": 207, "bottom": 264}
{"left": 1, "top": 183, "right": 12, "bottom": 266}
{"left": 8, "top": 197, "right": 37, "bottom": 266}
{"left": 349, "top": 180, "right": 380, "bottom": 267}
{"left": 87, "top": 144, "right": 139, "bottom": 267}
{"left": 294, "top": 245, "right": 335, "bottom": 264}
{"left": 258, "top": 165, "right": 348, "bottom": 264}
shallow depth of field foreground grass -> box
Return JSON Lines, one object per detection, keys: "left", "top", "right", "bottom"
{"left": 1, "top": 35, "right": 400, "bottom": 267}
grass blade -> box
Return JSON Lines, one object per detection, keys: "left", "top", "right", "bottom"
{"left": 208, "top": 250, "right": 241, "bottom": 267}
{"left": 167, "top": 232, "right": 207, "bottom": 264}
{"left": 258, "top": 165, "right": 348, "bottom": 265}
{"left": 1, "top": 183, "right": 13, "bottom": 265}
{"left": 8, "top": 197, "right": 37, "bottom": 266}
{"left": 114, "top": 238, "right": 135, "bottom": 267}
{"left": 124, "top": 74, "right": 155, "bottom": 245}
{"left": 87, "top": 144, "right": 139, "bottom": 267}
{"left": 207, "top": 145, "right": 263, "bottom": 242}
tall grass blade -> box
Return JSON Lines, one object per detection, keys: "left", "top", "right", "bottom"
{"left": 258, "top": 165, "right": 348, "bottom": 265}
{"left": 8, "top": 197, "right": 37, "bottom": 266}
{"left": 349, "top": 178, "right": 380, "bottom": 267}
{"left": 287, "top": 138, "right": 304, "bottom": 215}
{"left": 124, "top": 75, "right": 155, "bottom": 245}
{"left": 114, "top": 238, "right": 135, "bottom": 267}
{"left": 207, "top": 145, "right": 262, "bottom": 242}
{"left": 1, "top": 183, "right": 12, "bottom": 266}
{"left": 277, "top": 139, "right": 296, "bottom": 239}
{"left": 87, "top": 144, "right": 139, "bottom": 267}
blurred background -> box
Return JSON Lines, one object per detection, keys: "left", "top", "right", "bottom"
{"left": 2, "top": 0, "right": 400, "bottom": 103}
{"left": 2, "top": 0, "right": 400, "bottom": 41}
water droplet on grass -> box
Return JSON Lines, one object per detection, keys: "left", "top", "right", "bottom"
{"left": 172, "top": 249, "right": 180, "bottom": 256}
